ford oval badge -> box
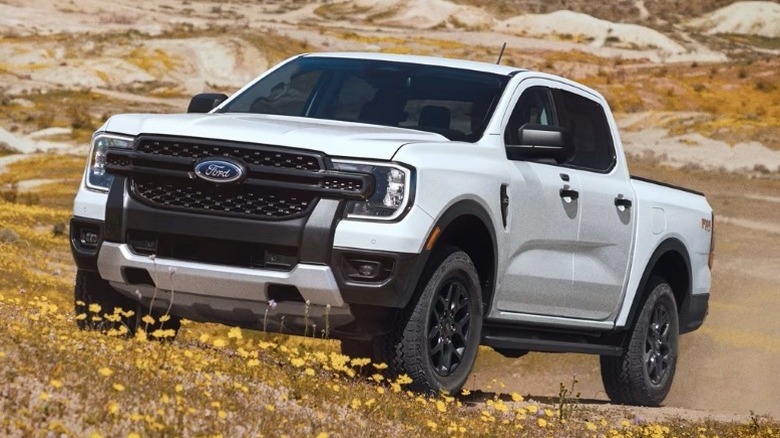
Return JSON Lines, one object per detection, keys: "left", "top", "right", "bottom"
{"left": 194, "top": 159, "right": 245, "bottom": 184}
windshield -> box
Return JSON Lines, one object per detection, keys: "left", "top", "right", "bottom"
{"left": 220, "top": 57, "right": 511, "bottom": 142}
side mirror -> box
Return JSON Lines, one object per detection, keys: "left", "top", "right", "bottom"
{"left": 506, "top": 124, "right": 571, "bottom": 162}
{"left": 187, "top": 93, "right": 228, "bottom": 113}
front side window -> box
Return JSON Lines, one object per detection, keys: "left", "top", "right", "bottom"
{"left": 504, "top": 86, "right": 556, "bottom": 145}
{"left": 220, "top": 57, "right": 511, "bottom": 142}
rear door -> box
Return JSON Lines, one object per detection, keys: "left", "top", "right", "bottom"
{"left": 552, "top": 89, "right": 636, "bottom": 320}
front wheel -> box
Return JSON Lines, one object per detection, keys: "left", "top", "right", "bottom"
{"left": 383, "top": 247, "right": 483, "bottom": 394}
{"left": 600, "top": 277, "right": 679, "bottom": 406}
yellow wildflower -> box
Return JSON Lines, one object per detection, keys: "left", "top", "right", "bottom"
{"left": 537, "top": 418, "right": 547, "bottom": 428}
{"left": 436, "top": 400, "right": 447, "bottom": 413}
{"left": 247, "top": 359, "right": 260, "bottom": 367}
{"left": 396, "top": 374, "right": 413, "bottom": 385}
{"left": 88, "top": 303, "right": 101, "bottom": 313}
{"left": 212, "top": 338, "right": 227, "bottom": 348}
{"left": 461, "top": 388, "right": 471, "bottom": 396}
{"left": 50, "top": 379, "right": 63, "bottom": 389}
{"left": 141, "top": 315, "right": 155, "bottom": 325}
{"left": 99, "top": 367, "right": 113, "bottom": 377}
{"left": 227, "top": 327, "right": 242, "bottom": 339}
{"left": 291, "top": 358, "right": 305, "bottom": 368}
{"left": 107, "top": 401, "right": 119, "bottom": 415}
{"left": 316, "top": 433, "right": 329, "bottom": 438}
{"left": 75, "top": 313, "right": 87, "bottom": 321}
{"left": 305, "top": 368, "right": 315, "bottom": 376}
{"left": 39, "top": 392, "right": 49, "bottom": 401}
{"left": 112, "top": 383, "right": 126, "bottom": 392}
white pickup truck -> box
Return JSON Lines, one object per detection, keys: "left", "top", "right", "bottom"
{"left": 70, "top": 52, "right": 713, "bottom": 406}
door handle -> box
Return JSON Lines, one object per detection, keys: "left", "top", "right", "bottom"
{"left": 559, "top": 188, "right": 579, "bottom": 200}
{"left": 614, "top": 197, "right": 633, "bottom": 208}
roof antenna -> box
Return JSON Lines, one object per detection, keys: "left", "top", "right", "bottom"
{"left": 496, "top": 42, "right": 507, "bottom": 65}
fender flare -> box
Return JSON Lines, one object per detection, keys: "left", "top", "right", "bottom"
{"left": 424, "top": 199, "right": 499, "bottom": 308}
{"left": 621, "top": 238, "right": 692, "bottom": 332}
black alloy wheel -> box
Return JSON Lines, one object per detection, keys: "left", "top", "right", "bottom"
{"left": 428, "top": 278, "right": 472, "bottom": 376}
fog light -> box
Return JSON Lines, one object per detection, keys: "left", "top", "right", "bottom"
{"left": 79, "top": 228, "right": 99, "bottom": 249}
{"left": 342, "top": 256, "right": 393, "bottom": 283}
{"left": 357, "top": 262, "right": 378, "bottom": 278}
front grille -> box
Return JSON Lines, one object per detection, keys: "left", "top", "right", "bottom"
{"left": 104, "top": 136, "right": 372, "bottom": 221}
{"left": 137, "top": 138, "right": 322, "bottom": 170}
{"left": 133, "top": 178, "right": 315, "bottom": 219}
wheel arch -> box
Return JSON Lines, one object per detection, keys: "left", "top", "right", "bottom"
{"left": 623, "top": 238, "right": 692, "bottom": 333}
{"left": 426, "top": 200, "right": 498, "bottom": 313}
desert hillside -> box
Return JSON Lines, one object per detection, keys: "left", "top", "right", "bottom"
{"left": 0, "top": 0, "right": 779, "bottom": 435}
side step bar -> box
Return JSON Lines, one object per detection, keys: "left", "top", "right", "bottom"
{"left": 482, "top": 334, "right": 622, "bottom": 356}
{"left": 481, "top": 324, "right": 624, "bottom": 357}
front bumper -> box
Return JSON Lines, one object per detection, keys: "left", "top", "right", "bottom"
{"left": 97, "top": 242, "right": 353, "bottom": 331}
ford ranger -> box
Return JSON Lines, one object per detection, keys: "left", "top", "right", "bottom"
{"left": 70, "top": 52, "right": 714, "bottom": 406}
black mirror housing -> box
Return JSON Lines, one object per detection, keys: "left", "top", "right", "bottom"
{"left": 187, "top": 93, "right": 229, "bottom": 113}
{"left": 506, "top": 124, "right": 571, "bottom": 163}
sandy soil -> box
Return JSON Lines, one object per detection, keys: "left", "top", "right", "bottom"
{"left": 618, "top": 113, "right": 780, "bottom": 173}
{"left": 497, "top": 10, "right": 687, "bottom": 54}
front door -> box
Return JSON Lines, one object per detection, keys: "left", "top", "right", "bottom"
{"left": 495, "top": 84, "right": 582, "bottom": 315}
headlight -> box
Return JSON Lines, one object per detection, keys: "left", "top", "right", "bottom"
{"left": 85, "top": 133, "right": 134, "bottom": 192}
{"left": 331, "top": 160, "right": 413, "bottom": 221}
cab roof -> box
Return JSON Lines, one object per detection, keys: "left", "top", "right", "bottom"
{"left": 301, "top": 52, "right": 525, "bottom": 77}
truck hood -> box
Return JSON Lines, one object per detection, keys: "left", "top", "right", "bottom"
{"left": 104, "top": 113, "right": 447, "bottom": 161}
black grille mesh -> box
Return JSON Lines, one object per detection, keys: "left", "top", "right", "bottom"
{"left": 137, "top": 139, "right": 321, "bottom": 170}
{"left": 132, "top": 179, "right": 314, "bottom": 219}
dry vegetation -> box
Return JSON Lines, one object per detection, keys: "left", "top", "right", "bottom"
{"left": 0, "top": 154, "right": 779, "bottom": 436}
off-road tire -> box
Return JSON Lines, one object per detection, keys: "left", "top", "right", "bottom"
{"left": 600, "top": 277, "right": 679, "bottom": 406}
{"left": 74, "top": 270, "right": 181, "bottom": 337}
{"left": 382, "top": 246, "right": 483, "bottom": 394}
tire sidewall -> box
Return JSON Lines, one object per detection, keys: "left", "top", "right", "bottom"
{"left": 417, "top": 250, "right": 483, "bottom": 393}
{"left": 633, "top": 279, "right": 680, "bottom": 403}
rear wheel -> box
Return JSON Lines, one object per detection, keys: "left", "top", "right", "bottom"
{"left": 600, "top": 277, "right": 679, "bottom": 406}
{"left": 74, "top": 270, "right": 181, "bottom": 338}
{"left": 383, "top": 247, "right": 483, "bottom": 394}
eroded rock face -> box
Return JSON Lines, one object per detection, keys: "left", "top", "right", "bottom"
{"left": 688, "top": 1, "right": 780, "bottom": 38}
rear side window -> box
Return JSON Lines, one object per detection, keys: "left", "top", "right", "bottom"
{"left": 553, "top": 90, "right": 616, "bottom": 172}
